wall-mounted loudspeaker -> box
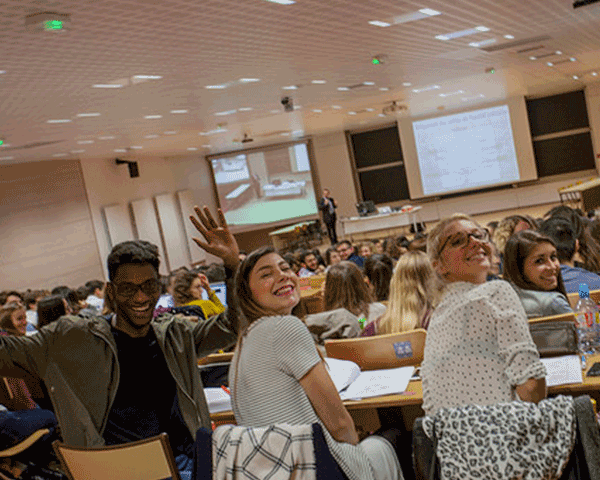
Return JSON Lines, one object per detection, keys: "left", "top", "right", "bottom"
{"left": 115, "top": 158, "right": 140, "bottom": 178}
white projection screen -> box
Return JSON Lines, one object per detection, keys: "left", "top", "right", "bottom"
{"left": 207, "top": 140, "right": 319, "bottom": 230}
{"left": 399, "top": 97, "right": 537, "bottom": 199}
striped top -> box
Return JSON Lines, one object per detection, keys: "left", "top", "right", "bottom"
{"left": 229, "top": 315, "right": 375, "bottom": 480}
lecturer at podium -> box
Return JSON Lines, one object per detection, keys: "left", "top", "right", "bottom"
{"left": 319, "top": 188, "right": 338, "bottom": 244}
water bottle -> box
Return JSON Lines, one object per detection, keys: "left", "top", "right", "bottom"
{"left": 574, "top": 283, "right": 598, "bottom": 369}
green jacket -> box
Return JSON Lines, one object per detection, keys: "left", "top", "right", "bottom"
{"left": 0, "top": 311, "right": 237, "bottom": 447}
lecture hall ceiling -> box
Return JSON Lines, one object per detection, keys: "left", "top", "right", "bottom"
{"left": 1, "top": 0, "right": 600, "bottom": 163}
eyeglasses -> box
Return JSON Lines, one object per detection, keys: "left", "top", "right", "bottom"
{"left": 438, "top": 228, "right": 490, "bottom": 255}
{"left": 113, "top": 278, "right": 160, "bottom": 298}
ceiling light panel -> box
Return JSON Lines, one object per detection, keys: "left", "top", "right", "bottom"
{"left": 435, "top": 26, "right": 490, "bottom": 41}
{"left": 368, "top": 20, "right": 391, "bottom": 27}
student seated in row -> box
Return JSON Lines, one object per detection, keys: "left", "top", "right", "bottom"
{"left": 421, "top": 214, "right": 547, "bottom": 416}
{"left": 502, "top": 230, "right": 573, "bottom": 318}
{"left": 0, "top": 206, "right": 239, "bottom": 480}
{"left": 229, "top": 247, "right": 403, "bottom": 480}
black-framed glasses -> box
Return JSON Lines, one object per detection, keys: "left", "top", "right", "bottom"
{"left": 438, "top": 228, "right": 490, "bottom": 255}
{"left": 113, "top": 278, "right": 160, "bottom": 298}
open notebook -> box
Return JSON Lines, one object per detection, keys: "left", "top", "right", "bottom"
{"left": 204, "top": 358, "right": 415, "bottom": 414}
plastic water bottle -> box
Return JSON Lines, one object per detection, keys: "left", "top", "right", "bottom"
{"left": 574, "top": 283, "right": 598, "bottom": 369}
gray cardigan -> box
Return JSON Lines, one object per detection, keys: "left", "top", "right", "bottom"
{"left": 510, "top": 284, "right": 573, "bottom": 318}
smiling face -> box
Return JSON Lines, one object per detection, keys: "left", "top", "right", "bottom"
{"left": 107, "top": 263, "right": 160, "bottom": 337}
{"left": 337, "top": 242, "right": 353, "bottom": 260}
{"left": 304, "top": 253, "right": 319, "bottom": 271}
{"left": 435, "top": 219, "right": 492, "bottom": 284}
{"left": 523, "top": 242, "right": 560, "bottom": 291}
{"left": 10, "top": 308, "right": 27, "bottom": 336}
{"left": 248, "top": 253, "right": 300, "bottom": 317}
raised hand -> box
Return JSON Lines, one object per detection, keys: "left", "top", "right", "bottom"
{"left": 189, "top": 206, "right": 240, "bottom": 269}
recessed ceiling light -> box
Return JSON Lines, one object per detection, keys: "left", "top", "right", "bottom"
{"left": 555, "top": 50, "right": 563, "bottom": 55}
{"left": 573, "top": 75, "right": 580, "bottom": 79}
{"left": 0, "top": 70, "right": 6, "bottom": 74}
{"left": 331, "top": 105, "right": 342, "bottom": 109}
{"left": 592, "top": 72, "right": 598, "bottom": 76}
{"left": 378, "top": 114, "right": 386, "bottom": 117}
{"left": 402, "top": 82, "right": 412, "bottom": 87}
{"left": 270, "top": 109, "right": 280, "bottom": 113}
{"left": 280, "top": 133, "right": 290, "bottom": 136}
{"left": 187, "top": 147, "right": 198, "bottom": 151}
{"left": 529, "top": 56, "right": 537, "bottom": 60}
{"left": 368, "top": 20, "right": 391, "bottom": 27}
{"left": 77, "top": 140, "right": 94, "bottom": 144}
{"left": 439, "top": 90, "right": 465, "bottom": 97}
{"left": 76, "top": 112, "right": 101, "bottom": 117}
{"left": 504, "top": 34, "right": 514, "bottom": 39}
{"left": 263, "top": 0, "right": 295, "bottom": 4}
{"left": 547, "top": 62, "right": 554, "bottom": 67}
{"left": 282, "top": 85, "right": 299, "bottom": 90}
{"left": 312, "top": 109, "right": 322, "bottom": 113}
{"left": 348, "top": 111, "right": 357, "bottom": 115}
{"left": 419, "top": 8, "right": 441, "bottom": 16}
{"left": 570, "top": 57, "right": 577, "bottom": 62}
{"left": 363, "top": 81, "right": 375, "bottom": 86}
{"left": 144, "top": 134, "right": 159, "bottom": 139}
{"left": 0, "top": 156, "right": 14, "bottom": 160}
{"left": 144, "top": 115, "right": 162, "bottom": 119}
{"left": 435, "top": 26, "right": 489, "bottom": 41}
{"left": 52, "top": 153, "right": 68, "bottom": 157}
{"left": 205, "top": 84, "right": 227, "bottom": 89}
{"left": 92, "top": 84, "right": 123, "bottom": 88}
{"left": 71, "top": 149, "right": 85, "bottom": 154}
{"left": 468, "top": 39, "right": 496, "bottom": 48}
{"left": 461, "top": 93, "right": 486, "bottom": 101}
{"left": 292, "top": 130, "right": 303, "bottom": 136}
{"left": 311, "top": 80, "right": 326, "bottom": 84}
{"left": 214, "top": 110, "right": 237, "bottom": 116}
{"left": 164, "top": 131, "right": 178, "bottom": 135}
{"left": 98, "top": 136, "right": 116, "bottom": 140}
{"left": 202, "top": 144, "right": 212, "bottom": 148}
{"left": 337, "top": 87, "right": 350, "bottom": 91}
{"left": 114, "top": 149, "right": 127, "bottom": 153}
{"left": 412, "top": 84, "right": 441, "bottom": 93}
{"left": 133, "top": 75, "right": 162, "bottom": 80}
{"left": 379, "top": 87, "right": 390, "bottom": 91}
{"left": 239, "top": 78, "right": 260, "bottom": 83}
{"left": 130, "top": 146, "right": 143, "bottom": 149}
{"left": 366, "top": 108, "right": 374, "bottom": 112}
{"left": 293, "top": 105, "right": 302, "bottom": 109}
{"left": 238, "top": 107, "right": 253, "bottom": 112}
{"left": 170, "top": 109, "right": 188, "bottom": 114}
{"left": 47, "top": 119, "right": 72, "bottom": 124}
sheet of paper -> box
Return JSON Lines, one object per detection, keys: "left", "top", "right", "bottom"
{"left": 204, "top": 387, "right": 232, "bottom": 413}
{"left": 340, "top": 366, "right": 415, "bottom": 400}
{"left": 324, "top": 357, "right": 361, "bottom": 392}
{"left": 540, "top": 355, "right": 583, "bottom": 387}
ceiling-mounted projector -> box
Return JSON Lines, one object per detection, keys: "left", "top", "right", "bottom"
{"left": 382, "top": 101, "right": 408, "bottom": 115}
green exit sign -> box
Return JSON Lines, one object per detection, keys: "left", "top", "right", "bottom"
{"left": 44, "top": 20, "right": 63, "bottom": 30}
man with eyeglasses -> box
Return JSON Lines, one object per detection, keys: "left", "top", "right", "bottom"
{"left": 336, "top": 240, "right": 365, "bottom": 268}
{"left": 0, "top": 207, "right": 239, "bottom": 480}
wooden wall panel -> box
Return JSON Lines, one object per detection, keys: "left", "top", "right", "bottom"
{"left": 130, "top": 198, "right": 169, "bottom": 275}
{"left": 155, "top": 193, "right": 190, "bottom": 271}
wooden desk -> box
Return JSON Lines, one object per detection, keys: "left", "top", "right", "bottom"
{"left": 341, "top": 207, "right": 422, "bottom": 243}
{"left": 211, "top": 355, "right": 600, "bottom": 428}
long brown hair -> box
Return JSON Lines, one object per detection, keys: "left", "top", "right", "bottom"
{"left": 323, "top": 261, "right": 373, "bottom": 316}
{"left": 503, "top": 230, "right": 568, "bottom": 297}
{"left": 0, "top": 302, "right": 26, "bottom": 336}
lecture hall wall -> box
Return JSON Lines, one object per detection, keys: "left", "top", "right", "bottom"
{"left": 2, "top": 85, "right": 600, "bottom": 289}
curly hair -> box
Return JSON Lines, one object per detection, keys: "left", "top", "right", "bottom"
{"left": 491, "top": 215, "right": 538, "bottom": 255}
{"left": 172, "top": 270, "right": 201, "bottom": 306}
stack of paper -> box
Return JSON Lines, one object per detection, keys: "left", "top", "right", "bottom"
{"left": 339, "top": 366, "right": 415, "bottom": 400}
{"left": 540, "top": 355, "right": 583, "bottom": 387}
{"left": 324, "top": 357, "right": 361, "bottom": 392}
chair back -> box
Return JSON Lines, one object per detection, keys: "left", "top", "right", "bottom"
{"left": 53, "top": 433, "right": 181, "bottom": 480}
{"left": 324, "top": 329, "right": 426, "bottom": 370}
{"left": 197, "top": 352, "right": 234, "bottom": 366}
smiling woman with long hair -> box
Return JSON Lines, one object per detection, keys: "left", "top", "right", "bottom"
{"left": 421, "top": 214, "right": 547, "bottom": 416}
{"left": 503, "top": 230, "right": 572, "bottom": 318}
{"left": 229, "top": 246, "right": 402, "bottom": 480}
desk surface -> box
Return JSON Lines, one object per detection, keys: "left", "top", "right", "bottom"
{"left": 210, "top": 354, "right": 600, "bottom": 424}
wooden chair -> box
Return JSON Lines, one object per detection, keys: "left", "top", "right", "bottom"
{"left": 527, "top": 312, "right": 576, "bottom": 325}
{"left": 324, "top": 329, "right": 427, "bottom": 370}
{"left": 197, "top": 352, "right": 233, "bottom": 366}
{"left": 53, "top": 433, "right": 181, "bottom": 480}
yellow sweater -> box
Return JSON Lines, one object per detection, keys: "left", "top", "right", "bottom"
{"left": 185, "top": 290, "right": 225, "bottom": 319}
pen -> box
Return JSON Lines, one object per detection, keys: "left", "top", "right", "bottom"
{"left": 221, "top": 385, "right": 231, "bottom": 395}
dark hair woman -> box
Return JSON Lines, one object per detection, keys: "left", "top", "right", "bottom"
{"left": 229, "top": 246, "right": 402, "bottom": 480}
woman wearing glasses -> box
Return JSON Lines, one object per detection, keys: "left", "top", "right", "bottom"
{"left": 421, "top": 214, "right": 546, "bottom": 416}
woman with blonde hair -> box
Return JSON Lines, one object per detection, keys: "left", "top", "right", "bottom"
{"left": 421, "top": 213, "right": 546, "bottom": 416}
{"left": 362, "top": 251, "right": 441, "bottom": 337}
